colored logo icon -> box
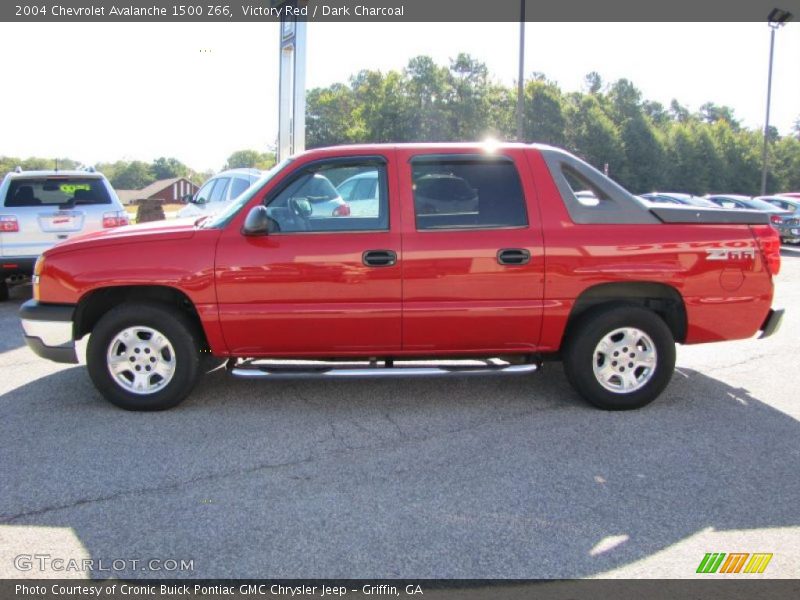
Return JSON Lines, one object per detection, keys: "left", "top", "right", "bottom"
{"left": 696, "top": 553, "right": 773, "bottom": 574}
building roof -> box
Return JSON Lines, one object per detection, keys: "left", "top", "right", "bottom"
{"left": 114, "top": 177, "right": 197, "bottom": 203}
{"left": 115, "top": 190, "right": 141, "bottom": 204}
{"left": 136, "top": 177, "right": 186, "bottom": 198}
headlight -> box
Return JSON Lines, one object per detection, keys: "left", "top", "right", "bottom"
{"left": 33, "top": 256, "right": 44, "bottom": 301}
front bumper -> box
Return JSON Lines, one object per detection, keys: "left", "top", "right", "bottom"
{"left": 759, "top": 308, "right": 785, "bottom": 339}
{"left": 19, "top": 299, "right": 78, "bottom": 364}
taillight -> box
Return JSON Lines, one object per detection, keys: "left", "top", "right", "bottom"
{"left": 0, "top": 215, "right": 19, "bottom": 232}
{"left": 752, "top": 224, "right": 781, "bottom": 276}
{"left": 770, "top": 214, "right": 783, "bottom": 224}
{"left": 103, "top": 211, "right": 129, "bottom": 228}
{"left": 332, "top": 204, "right": 351, "bottom": 217}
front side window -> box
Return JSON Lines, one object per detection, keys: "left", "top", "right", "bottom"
{"left": 264, "top": 160, "right": 388, "bottom": 233}
{"left": 4, "top": 177, "right": 111, "bottom": 207}
{"left": 209, "top": 178, "right": 230, "bottom": 203}
{"left": 194, "top": 180, "right": 214, "bottom": 204}
{"left": 411, "top": 157, "right": 528, "bottom": 230}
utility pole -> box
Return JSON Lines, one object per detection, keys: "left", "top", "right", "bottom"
{"left": 276, "top": 0, "right": 307, "bottom": 162}
{"left": 760, "top": 8, "right": 793, "bottom": 195}
{"left": 516, "top": 0, "right": 525, "bottom": 142}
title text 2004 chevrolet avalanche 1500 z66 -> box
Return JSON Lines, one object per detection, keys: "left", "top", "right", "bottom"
{"left": 19, "top": 144, "right": 784, "bottom": 411}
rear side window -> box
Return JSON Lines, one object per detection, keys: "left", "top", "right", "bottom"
{"left": 540, "top": 148, "right": 659, "bottom": 225}
{"left": 4, "top": 177, "right": 111, "bottom": 208}
{"left": 411, "top": 157, "right": 528, "bottom": 230}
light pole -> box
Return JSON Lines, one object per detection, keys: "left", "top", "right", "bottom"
{"left": 761, "top": 8, "right": 793, "bottom": 195}
{"left": 516, "top": 0, "right": 525, "bottom": 141}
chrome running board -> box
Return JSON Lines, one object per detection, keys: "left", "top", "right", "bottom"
{"left": 229, "top": 359, "right": 539, "bottom": 380}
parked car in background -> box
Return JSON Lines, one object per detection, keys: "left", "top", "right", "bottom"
{"left": 776, "top": 192, "right": 800, "bottom": 199}
{"left": 640, "top": 192, "right": 718, "bottom": 208}
{"left": 757, "top": 195, "right": 800, "bottom": 244}
{"left": 759, "top": 195, "right": 800, "bottom": 213}
{"left": 336, "top": 170, "right": 381, "bottom": 217}
{"left": 265, "top": 172, "right": 351, "bottom": 226}
{"left": 706, "top": 194, "right": 788, "bottom": 213}
{"left": 574, "top": 190, "right": 599, "bottom": 203}
{"left": 705, "top": 194, "right": 791, "bottom": 240}
{"left": 177, "top": 168, "right": 262, "bottom": 219}
{"left": 0, "top": 167, "right": 128, "bottom": 301}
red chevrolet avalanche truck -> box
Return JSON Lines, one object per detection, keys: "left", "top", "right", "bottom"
{"left": 19, "top": 143, "right": 784, "bottom": 411}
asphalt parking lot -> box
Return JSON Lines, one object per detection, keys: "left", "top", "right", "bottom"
{"left": 1, "top": 252, "right": 799, "bottom": 580}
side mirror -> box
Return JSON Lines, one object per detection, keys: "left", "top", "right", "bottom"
{"left": 182, "top": 193, "right": 195, "bottom": 204}
{"left": 242, "top": 205, "right": 270, "bottom": 236}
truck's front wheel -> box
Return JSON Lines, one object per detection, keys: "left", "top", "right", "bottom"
{"left": 86, "top": 303, "right": 201, "bottom": 410}
{"left": 563, "top": 305, "right": 675, "bottom": 410}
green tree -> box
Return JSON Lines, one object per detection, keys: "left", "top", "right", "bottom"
{"left": 151, "top": 157, "right": 189, "bottom": 180}
{"left": 224, "top": 150, "right": 276, "bottom": 170}
{"left": 608, "top": 78, "right": 643, "bottom": 125}
{"left": 447, "top": 53, "right": 493, "bottom": 141}
{"left": 773, "top": 136, "right": 800, "bottom": 192}
{"left": 522, "top": 79, "right": 566, "bottom": 146}
{"left": 642, "top": 101, "right": 669, "bottom": 126}
{"left": 669, "top": 99, "right": 691, "bottom": 123}
{"left": 404, "top": 55, "right": 453, "bottom": 141}
{"left": 351, "top": 70, "right": 409, "bottom": 142}
{"left": 110, "top": 161, "right": 155, "bottom": 190}
{"left": 698, "top": 102, "right": 740, "bottom": 131}
{"left": 709, "top": 121, "right": 761, "bottom": 195}
{"left": 584, "top": 71, "right": 602, "bottom": 94}
{"left": 619, "top": 114, "right": 665, "bottom": 192}
{"left": 565, "top": 95, "right": 625, "bottom": 177}
{"left": 307, "top": 83, "right": 363, "bottom": 147}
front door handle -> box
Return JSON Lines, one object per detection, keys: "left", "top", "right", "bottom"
{"left": 497, "top": 248, "right": 531, "bottom": 265}
{"left": 362, "top": 249, "right": 397, "bottom": 267}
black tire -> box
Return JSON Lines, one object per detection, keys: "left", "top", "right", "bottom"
{"left": 86, "top": 303, "right": 201, "bottom": 410}
{"left": 563, "top": 305, "right": 676, "bottom": 410}
{"left": 0, "top": 279, "right": 8, "bottom": 302}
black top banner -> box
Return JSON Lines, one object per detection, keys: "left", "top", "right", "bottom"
{"left": 3, "top": 0, "right": 800, "bottom": 22}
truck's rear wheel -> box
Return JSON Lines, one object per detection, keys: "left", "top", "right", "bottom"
{"left": 86, "top": 303, "right": 201, "bottom": 410}
{"left": 563, "top": 305, "right": 675, "bottom": 410}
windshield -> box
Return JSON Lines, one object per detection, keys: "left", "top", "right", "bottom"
{"left": 201, "top": 159, "right": 293, "bottom": 229}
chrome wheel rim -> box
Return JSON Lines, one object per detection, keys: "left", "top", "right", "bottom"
{"left": 106, "top": 326, "right": 176, "bottom": 395}
{"left": 592, "top": 327, "right": 657, "bottom": 393}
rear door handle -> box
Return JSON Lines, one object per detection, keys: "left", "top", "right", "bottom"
{"left": 497, "top": 248, "right": 531, "bottom": 265}
{"left": 362, "top": 249, "right": 397, "bottom": 267}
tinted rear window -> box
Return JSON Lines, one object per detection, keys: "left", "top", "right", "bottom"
{"left": 411, "top": 159, "right": 528, "bottom": 230}
{"left": 4, "top": 178, "right": 111, "bottom": 208}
